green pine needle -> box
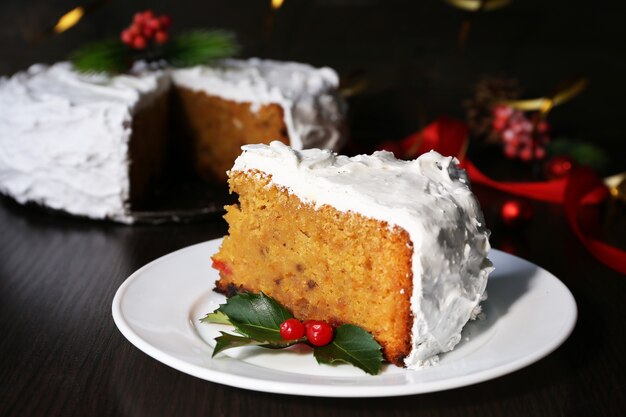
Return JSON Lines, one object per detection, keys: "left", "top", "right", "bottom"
{"left": 70, "top": 40, "right": 132, "bottom": 74}
{"left": 163, "top": 30, "right": 239, "bottom": 67}
{"left": 69, "top": 30, "right": 238, "bottom": 74}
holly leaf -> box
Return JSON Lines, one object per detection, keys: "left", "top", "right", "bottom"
{"left": 212, "top": 332, "right": 257, "bottom": 357}
{"left": 313, "top": 324, "right": 383, "bottom": 375}
{"left": 216, "top": 292, "right": 293, "bottom": 343}
{"left": 212, "top": 331, "right": 303, "bottom": 357}
{"left": 204, "top": 293, "right": 384, "bottom": 374}
{"left": 200, "top": 310, "right": 231, "bottom": 325}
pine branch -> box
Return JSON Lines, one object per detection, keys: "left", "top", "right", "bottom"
{"left": 69, "top": 30, "right": 238, "bottom": 74}
{"left": 70, "top": 40, "right": 132, "bottom": 73}
{"left": 163, "top": 30, "right": 239, "bottom": 67}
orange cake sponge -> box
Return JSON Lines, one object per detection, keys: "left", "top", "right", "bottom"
{"left": 212, "top": 142, "right": 492, "bottom": 368}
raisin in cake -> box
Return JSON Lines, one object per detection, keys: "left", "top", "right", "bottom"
{"left": 212, "top": 141, "right": 492, "bottom": 368}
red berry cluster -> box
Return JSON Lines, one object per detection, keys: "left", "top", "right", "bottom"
{"left": 492, "top": 105, "right": 550, "bottom": 162}
{"left": 279, "top": 318, "right": 334, "bottom": 347}
{"left": 120, "top": 10, "right": 172, "bottom": 50}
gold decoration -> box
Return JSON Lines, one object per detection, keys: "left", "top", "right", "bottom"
{"left": 271, "top": 0, "right": 285, "bottom": 10}
{"left": 605, "top": 172, "right": 626, "bottom": 203}
{"left": 446, "top": 0, "right": 512, "bottom": 50}
{"left": 502, "top": 76, "right": 588, "bottom": 117}
{"left": 34, "top": 1, "right": 110, "bottom": 42}
{"left": 53, "top": 7, "right": 85, "bottom": 33}
{"left": 264, "top": 0, "right": 286, "bottom": 46}
{"left": 445, "top": 0, "right": 511, "bottom": 12}
{"left": 338, "top": 72, "right": 369, "bottom": 98}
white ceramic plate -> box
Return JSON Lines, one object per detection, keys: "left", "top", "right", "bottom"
{"left": 112, "top": 238, "right": 577, "bottom": 397}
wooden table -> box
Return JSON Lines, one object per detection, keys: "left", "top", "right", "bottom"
{"left": 1, "top": 185, "right": 625, "bottom": 417}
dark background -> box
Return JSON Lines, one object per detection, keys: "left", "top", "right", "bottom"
{"left": 1, "top": 0, "right": 625, "bottom": 170}
{"left": 2, "top": 2, "right": 626, "bottom": 416}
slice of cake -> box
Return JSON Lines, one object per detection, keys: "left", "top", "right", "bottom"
{"left": 0, "top": 59, "right": 345, "bottom": 223}
{"left": 171, "top": 59, "right": 345, "bottom": 182}
{"left": 212, "top": 141, "right": 492, "bottom": 368}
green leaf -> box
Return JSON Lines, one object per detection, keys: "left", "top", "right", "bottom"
{"left": 212, "top": 332, "right": 302, "bottom": 357}
{"left": 204, "top": 293, "right": 384, "bottom": 375}
{"left": 69, "top": 30, "right": 238, "bottom": 74}
{"left": 313, "top": 324, "right": 383, "bottom": 375}
{"left": 212, "top": 332, "right": 257, "bottom": 357}
{"left": 70, "top": 40, "right": 132, "bottom": 74}
{"left": 163, "top": 30, "right": 239, "bottom": 68}
{"left": 216, "top": 292, "right": 293, "bottom": 343}
{"left": 548, "top": 138, "right": 609, "bottom": 171}
{"left": 200, "top": 310, "right": 231, "bottom": 325}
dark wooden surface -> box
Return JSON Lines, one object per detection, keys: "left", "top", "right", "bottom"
{"left": 1, "top": 185, "right": 625, "bottom": 417}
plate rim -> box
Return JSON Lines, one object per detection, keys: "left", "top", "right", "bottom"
{"left": 112, "top": 239, "right": 577, "bottom": 397}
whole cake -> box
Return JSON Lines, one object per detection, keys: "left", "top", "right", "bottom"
{"left": 0, "top": 59, "right": 345, "bottom": 222}
{"left": 212, "top": 141, "right": 493, "bottom": 368}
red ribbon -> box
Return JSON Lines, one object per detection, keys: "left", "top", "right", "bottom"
{"left": 564, "top": 168, "right": 626, "bottom": 275}
{"left": 384, "top": 117, "right": 626, "bottom": 275}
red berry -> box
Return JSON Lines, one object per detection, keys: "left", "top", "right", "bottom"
{"left": 306, "top": 321, "right": 333, "bottom": 346}
{"left": 159, "top": 15, "right": 172, "bottom": 29}
{"left": 120, "top": 29, "right": 134, "bottom": 45}
{"left": 146, "top": 18, "right": 162, "bottom": 30}
{"left": 537, "top": 121, "right": 550, "bottom": 133}
{"left": 534, "top": 147, "right": 546, "bottom": 160}
{"left": 503, "top": 144, "right": 517, "bottom": 159}
{"left": 128, "top": 24, "right": 141, "bottom": 36}
{"left": 492, "top": 105, "right": 513, "bottom": 132}
{"left": 143, "top": 25, "right": 156, "bottom": 38}
{"left": 154, "top": 30, "right": 169, "bottom": 44}
{"left": 519, "top": 147, "right": 532, "bottom": 161}
{"left": 132, "top": 35, "right": 147, "bottom": 50}
{"left": 545, "top": 156, "right": 573, "bottom": 179}
{"left": 142, "top": 10, "right": 155, "bottom": 21}
{"left": 280, "top": 318, "right": 305, "bottom": 340}
{"left": 133, "top": 12, "right": 145, "bottom": 25}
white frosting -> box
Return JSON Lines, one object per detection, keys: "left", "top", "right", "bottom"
{"left": 231, "top": 141, "right": 493, "bottom": 369}
{"left": 0, "top": 62, "right": 169, "bottom": 222}
{"left": 171, "top": 59, "right": 345, "bottom": 150}
{"left": 0, "top": 59, "right": 344, "bottom": 222}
